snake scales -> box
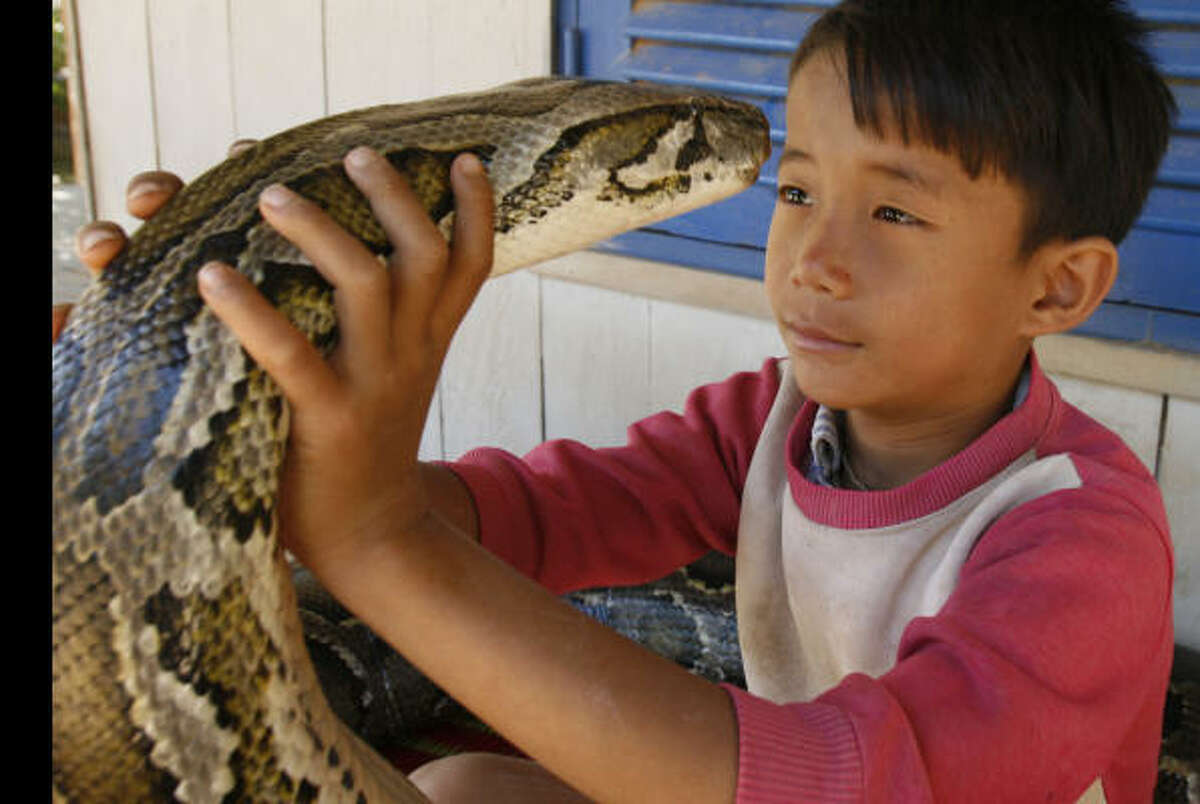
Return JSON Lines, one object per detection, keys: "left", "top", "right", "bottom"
{"left": 52, "top": 77, "right": 770, "bottom": 802}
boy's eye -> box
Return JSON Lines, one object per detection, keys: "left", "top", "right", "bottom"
{"left": 874, "top": 206, "right": 921, "bottom": 225}
{"left": 777, "top": 185, "right": 811, "bottom": 206}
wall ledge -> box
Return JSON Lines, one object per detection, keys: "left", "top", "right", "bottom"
{"left": 533, "top": 250, "right": 1200, "bottom": 400}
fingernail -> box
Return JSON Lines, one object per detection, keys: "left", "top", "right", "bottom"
{"left": 197, "top": 262, "right": 228, "bottom": 294}
{"left": 260, "top": 183, "right": 295, "bottom": 208}
{"left": 346, "top": 146, "right": 375, "bottom": 170}
{"left": 126, "top": 180, "right": 171, "bottom": 202}
{"left": 77, "top": 227, "right": 118, "bottom": 254}
{"left": 228, "top": 138, "right": 258, "bottom": 157}
{"left": 456, "top": 153, "right": 483, "bottom": 176}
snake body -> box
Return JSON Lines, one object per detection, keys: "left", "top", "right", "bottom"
{"left": 52, "top": 77, "right": 769, "bottom": 802}
{"left": 296, "top": 553, "right": 744, "bottom": 755}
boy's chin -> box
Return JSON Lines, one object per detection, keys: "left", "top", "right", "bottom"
{"left": 788, "top": 357, "right": 911, "bottom": 418}
{"left": 789, "top": 368, "right": 870, "bottom": 413}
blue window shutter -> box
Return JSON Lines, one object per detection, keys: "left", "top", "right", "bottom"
{"left": 554, "top": 1, "right": 1200, "bottom": 352}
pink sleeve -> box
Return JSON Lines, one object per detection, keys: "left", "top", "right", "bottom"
{"left": 444, "top": 358, "right": 781, "bottom": 594}
{"left": 724, "top": 484, "right": 1173, "bottom": 803}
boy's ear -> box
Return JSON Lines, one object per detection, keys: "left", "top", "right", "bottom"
{"left": 1021, "top": 236, "right": 1118, "bottom": 338}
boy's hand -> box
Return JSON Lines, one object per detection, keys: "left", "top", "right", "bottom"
{"left": 54, "top": 140, "right": 258, "bottom": 342}
{"left": 198, "top": 147, "right": 493, "bottom": 582}
{"left": 53, "top": 170, "right": 184, "bottom": 341}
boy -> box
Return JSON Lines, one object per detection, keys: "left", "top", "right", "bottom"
{"left": 68, "top": 1, "right": 1176, "bottom": 800}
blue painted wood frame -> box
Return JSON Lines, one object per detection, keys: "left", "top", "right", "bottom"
{"left": 555, "top": 0, "right": 1200, "bottom": 351}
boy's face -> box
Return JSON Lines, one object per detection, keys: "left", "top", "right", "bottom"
{"left": 765, "top": 51, "right": 1038, "bottom": 422}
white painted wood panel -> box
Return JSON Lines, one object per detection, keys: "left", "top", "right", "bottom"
{"left": 229, "top": 0, "right": 326, "bottom": 140}
{"left": 428, "top": 0, "right": 553, "bottom": 95}
{"left": 541, "top": 277, "right": 652, "bottom": 447}
{"left": 73, "top": 0, "right": 157, "bottom": 229}
{"left": 418, "top": 385, "right": 445, "bottom": 462}
{"left": 324, "top": 0, "right": 551, "bottom": 114}
{"left": 440, "top": 271, "right": 544, "bottom": 459}
{"left": 650, "top": 300, "right": 783, "bottom": 414}
{"left": 146, "top": 0, "right": 237, "bottom": 183}
{"left": 1160, "top": 397, "right": 1200, "bottom": 649}
{"left": 324, "top": 0, "right": 437, "bottom": 113}
{"left": 1050, "top": 374, "right": 1164, "bottom": 475}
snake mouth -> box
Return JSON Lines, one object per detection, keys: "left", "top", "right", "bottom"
{"left": 695, "top": 101, "right": 771, "bottom": 186}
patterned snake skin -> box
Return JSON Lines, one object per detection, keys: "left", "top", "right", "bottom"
{"left": 295, "top": 552, "right": 744, "bottom": 754}
{"left": 51, "top": 77, "right": 769, "bottom": 802}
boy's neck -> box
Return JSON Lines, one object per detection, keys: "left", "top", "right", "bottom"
{"left": 839, "top": 359, "right": 1029, "bottom": 491}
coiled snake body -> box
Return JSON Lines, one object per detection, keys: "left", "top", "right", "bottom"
{"left": 52, "top": 77, "right": 769, "bottom": 802}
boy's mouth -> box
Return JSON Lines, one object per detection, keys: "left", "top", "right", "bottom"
{"left": 782, "top": 319, "right": 862, "bottom": 354}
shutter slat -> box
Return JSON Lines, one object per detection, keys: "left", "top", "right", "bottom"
{"left": 618, "top": 43, "right": 789, "bottom": 98}
{"left": 1135, "top": 0, "right": 1200, "bottom": 25}
{"left": 1159, "top": 134, "right": 1200, "bottom": 189}
{"left": 1151, "top": 29, "right": 1200, "bottom": 79}
{"left": 625, "top": 3, "right": 816, "bottom": 53}
{"left": 1171, "top": 85, "right": 1200, "bottom": 134}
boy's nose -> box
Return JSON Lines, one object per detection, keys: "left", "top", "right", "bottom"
{"left": 789, "top": 215, "right": 853, "bottom": 299}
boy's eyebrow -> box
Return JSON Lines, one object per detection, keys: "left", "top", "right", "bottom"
{"left": 779, "top": 146, "right": 813, "bottom": 168}
{"left": 865, "top": 159, "right": 943, "bottom": 196}
{"left": 780, "top": 146, "right": 943, "bottom": 196}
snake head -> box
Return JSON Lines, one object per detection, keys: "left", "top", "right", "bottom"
{"left": 488, "top": 78, "right": 772, "bottom": 273}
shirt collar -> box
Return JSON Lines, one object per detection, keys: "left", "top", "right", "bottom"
{"left": 805, "top": 361, "right": 1033, "bottom": 491}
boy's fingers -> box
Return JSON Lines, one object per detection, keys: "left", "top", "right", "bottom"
{"left": 257, "top": 183, "right": 391, "bottom": 367}
{"left": 436, "top": 153, "right": 495, "bottom": 338}
{"left": 75, "top": 221, "right": 126, "bottom": 276}
{"left": 258, "top": 184, "right": 385, "bottom": 291}
{"left": 126, "top": 171, "right": 184, "bottom": 220}
{"left": 197, "top": 261, "right": 339, "bottom": 409}
{"left": 228, "top": 139, "right": 258, "bottom": 158}
{"left": 344, "top": 147, "right": 440, "bottom": 255}
{"left": 342, "top": 147, "right": 445, "bottom": 331}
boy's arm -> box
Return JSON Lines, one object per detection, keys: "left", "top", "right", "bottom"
{"left": 330, "top": 483, "right": 740, "bottom": 803}
{"left": 445, "top": 358, "right": 779, "bottom": 594}
{"left": 199, "top": 146, "right": 740, "bottom": 802}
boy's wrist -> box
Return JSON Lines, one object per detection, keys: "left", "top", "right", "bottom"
{"left": 283, "top": 463, "right": 478, "bottom": 610}
{"left": 289, "top": 494, "right": 427, "bottom": 611}
{"left": 418, "top": 461, "right": 480, "bottom": 542}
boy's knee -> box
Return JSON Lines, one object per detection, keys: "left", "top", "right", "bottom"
{"left": 409, "top": 752, "right": 592, "bottom": 804}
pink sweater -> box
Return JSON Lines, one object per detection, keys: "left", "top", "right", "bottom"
{"left": 447, "top": 354, "right": 1173, "bottom": 802}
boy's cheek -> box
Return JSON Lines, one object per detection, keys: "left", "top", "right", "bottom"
{"left": 761, "top": 257, "right": 794, "bottom": 325}
{"left": 762, "top": 218, "right": 808, "bottom": 300}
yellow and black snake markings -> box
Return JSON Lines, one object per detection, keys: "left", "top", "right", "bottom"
{"left": 140, "top": 578, "right": 370, "bottom": 803}
{"left": 53, "top": 553, "right": 180, "bottom": 801}
{"left": 173, "top": 265, "right": 336, "bottom": 545}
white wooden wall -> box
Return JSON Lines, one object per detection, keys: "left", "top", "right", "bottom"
{"left": 65, "top": 0, "right": 1200, "bottom": 649}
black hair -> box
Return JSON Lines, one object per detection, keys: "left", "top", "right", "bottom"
{"left": 790, "top": 0, "right": 1177, "bottom": 256}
